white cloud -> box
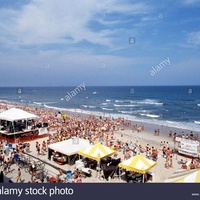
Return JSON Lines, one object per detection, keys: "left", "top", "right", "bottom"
{"left": 0, "top": 0, "right": 151, "bottom": 48}
{"left": 188, "top": 31, "right": 200, "bottom": 45}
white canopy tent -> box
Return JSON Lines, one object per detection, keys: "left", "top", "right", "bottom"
{"left": 0, "top": 108, "right": 38, "bottom": 133}
{"left": 0, "top": 108, "right": 37, "bottom": 121}
{"left": 48, "top": 138, "right": 91, "bottom": 164}
{"left": 48, "top": 138, "right": 91, "bottom": 156}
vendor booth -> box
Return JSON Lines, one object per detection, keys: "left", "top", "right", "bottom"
{"left": 48, "top": 138, "right": 91, "bottom": 165}
{"left": 78, "top": 142, "right": 116, "bottom": 161}
{"left": 118, "top": 155, "right": 157, "bottom": 183}
{"left": 78, "top": 143, "right": 116, "bottom": 178}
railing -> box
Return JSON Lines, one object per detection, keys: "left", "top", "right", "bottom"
{"left": 23, "top": 152, "right": 67, "bottom": 182}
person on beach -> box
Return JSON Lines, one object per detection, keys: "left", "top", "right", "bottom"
{"left": 35, "top": 141, "right": 38, "bottom": 150}
{"left": 146, "top": 148, "right": 151, "bottom": 159}
{"left": 134, "top": 124, "right": 138, "bottom": 132}
{"left": 141, "top": 125, "right": 144, "bottom": 131}
{"left": 152, "top": 148, "right": 158, "bottom": 161}
{"left": 13, "top": 151, "right": 19, "bottom": 165}
{"left": 190, "top": 131, "right": 193, "bottom": 139}
{"left": 166, "top": 148, "right": 171, "bottom": 157}
{"left": 132, "top": 146, "right": 137, "bottom": 156}
{"left": 76, "top": 175, "right": 82, "bottom": 183}
{"left": 165, "top": 158, "right": 169, "bottom": 169}
{"left": 0, "top": 150, "right": 4, "bottom": 167}
{"left": 169, "top": 155, "right": 173, "bottom": 168}
{"left": 31, "top": 172, "right": 35, "bottom": 182}
{"left": 0, "top": 142, "right": 3, "bottom": 151}
{"left": 25, "top": 143, "right": 30, "bottom": 152}
{"left": 120, "top": 129, "right": 124, "bottom": 138}
{"left": 71, "top": 174, "right": 77, "bottom": 183}
{"left": 169, "top": 131, "right": 172, "bottom": 137}
{"left": 162, "top": 146, "right": 166, "bottom": 158}
{"left": 16, "top": 168, "right": 22, "bottom": 182}
{"left": 173, "top": 132, "right": 177, "bottom": 142}
{"left": 3, "top": 161, "right": 8, "bottom": 174}
{"left": 124, "top": 148, "right": 131, "bottom": 160}
{"left": 159, "top": 141, "right": 163, "bottom": 150}
{"left": 6, "top": 158, "right": 11, "bottom": 173}
{"left": 181, "top": 163, "right": 187, "bottom": 169}
{"left": 190, "top": 161, "right": 195, "bottom": 169}
{"left": 37, "top": 144, "right": 41, "bottom": 155}
{"left": 41, "top": 141, "right": 47, "bottom": 155}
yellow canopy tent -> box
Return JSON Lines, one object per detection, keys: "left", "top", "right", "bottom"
{"left": 164, "top": 169, "right": 200, "bottom": 183}
{"left": 118, "top": 155, "right": 157, "bottom": 182}
{"left": 78, "top": 143, "right": 116, "bottom": 178}
{"left": 118, "top": 155, "right": 157, "bottom": 174}
{"left": 78, "top": 142, "right": 116, "bottom": 161}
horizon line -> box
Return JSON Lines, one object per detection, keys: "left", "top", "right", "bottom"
{"left": 0, "top": 85, "right": 200, "bottom": 87}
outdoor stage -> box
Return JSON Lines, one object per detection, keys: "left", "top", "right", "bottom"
{"left": 0, "top": 128, "right": 49, "bottom": 143}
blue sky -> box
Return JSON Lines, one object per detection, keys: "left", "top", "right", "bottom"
{"left": 0, "top": 0, "right": 200, "bottom": 86}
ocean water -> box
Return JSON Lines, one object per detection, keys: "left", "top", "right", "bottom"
{"left": 0, "top": 86, "right": 200, "bottom": 131}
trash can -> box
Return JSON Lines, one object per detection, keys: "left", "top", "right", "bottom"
{"left": 66, "top": 170, "right": 72, "bottom": 180}
{"left": 8, "top": 144, "right": 12, "bottom": 150}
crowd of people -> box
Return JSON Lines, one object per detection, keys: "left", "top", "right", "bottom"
{"left": 1, "top": 101, "right": 200, "bottom": 183}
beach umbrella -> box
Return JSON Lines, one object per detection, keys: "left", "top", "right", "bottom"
{"left": 118, "top": 155, "right": 157, "bottom": 182}
{"left": 164, "top": 169, "right": 200, "bottom": 183}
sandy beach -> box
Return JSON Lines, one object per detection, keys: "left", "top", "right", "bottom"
{"left": 0, "top": 101, "right": 198, "bottom": 183}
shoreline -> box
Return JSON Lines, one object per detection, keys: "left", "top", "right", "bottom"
{"left": 42, "top": 104, "right": 200, "bottom": 135}
{"left": 1, "top": 98, "right": 200, "bottom": 134}
{"left": 1, "top": 99, "right": 200, "bottom": 143}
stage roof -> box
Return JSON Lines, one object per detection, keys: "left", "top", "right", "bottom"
{"left": 0, "top": 108, "right": 38, "bottom": 121}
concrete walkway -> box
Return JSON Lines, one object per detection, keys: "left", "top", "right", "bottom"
{"left": 2, "top": 137, "right": 124, "bottom": 183}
